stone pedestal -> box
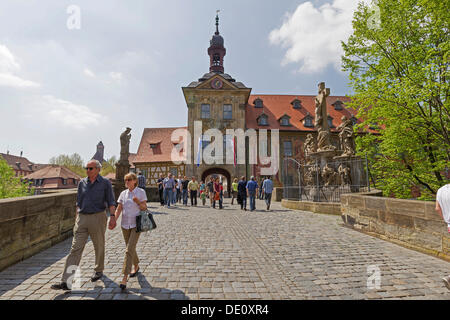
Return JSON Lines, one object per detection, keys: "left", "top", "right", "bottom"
{"left": 114, "top": 161, "right": 130, "bottom": 200}
{"left": 308, "top": 150, "right": 337, "bottom": 167}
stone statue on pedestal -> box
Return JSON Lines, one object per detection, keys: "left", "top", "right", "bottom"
{"left": 314, "top": 82, "right": 335, "bottom": 152}
{"left": 336, "top": 116, "right": 356, "bottom": 157}
{"left": 120, "top": 127, "right": 132, "bottom": 163}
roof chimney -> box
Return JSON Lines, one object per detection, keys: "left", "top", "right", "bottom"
{"left": 20, "top": 151, "right": 23, "bottom": 157}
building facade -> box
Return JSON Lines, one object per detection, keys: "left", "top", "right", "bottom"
{"left": 133, "top": 15, "right": 363, "bottom": 191}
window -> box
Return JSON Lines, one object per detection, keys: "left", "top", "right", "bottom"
{"left": 62, "top": 178, "right": 67, "bottom": 185}
{"left": 169, "top": 167, "right": 178, "bottom": 176}
{"left": 304, "top": 116, "right": 313, "bottom": 128}
{"left": 201, "top": 104, "right": 210, "bottom": 119}
{"left": 333, "top": 100, "right": 343, "bottom": 110}
{"left": 254, "top": 99, "right": 263, "bottom": 108}
{"left": 280, "top": 116, "right": 290, "bottom": 126}
{"left": 328, "top": 116, "right": 334, "bottom": 128}
{"left": 258, "top": 115, "right": 268, "bottom": 126}
{"left": 223, "top": 104, "right": 232, "bottom": 120}
{"left": 150, "top": 143, "right": 158, "bottom": 149}
{"left": 292, "top": 99, "right": 302, "bottom": 109}
{"left": 283, "top": 141, "right": 292, "bottom": 157}
{"left": 223, "top": 135, "right": 234, "bottom": 156}
{"left": 260, "top": 140, "right": 267, "bottom": 156}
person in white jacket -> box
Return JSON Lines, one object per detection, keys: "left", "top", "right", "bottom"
{"left": 436, "top": 183, "right": 450, "bottom": 290}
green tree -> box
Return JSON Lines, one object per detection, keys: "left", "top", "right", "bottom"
{"left": 342, "top": 0, "right": 449, "bottom": 199}
{"left": 0, "top": 156, "right": 32, "bottom": 199}
{"left": 49, "top": 153, "right": 85, "bottom": 177}
{"left": 100, "top": 156, "right": 117, "bottom": 176}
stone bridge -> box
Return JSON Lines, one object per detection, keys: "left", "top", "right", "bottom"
{"left": 0, "top": 197, "right": 449, "bottom": 300}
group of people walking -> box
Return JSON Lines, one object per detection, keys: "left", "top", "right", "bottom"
{"left": 51, "top": 160, "right": 147, "bottom": 292}
{"left": 155, "top": 172, "right": 274, "bottom": 211}
{"left": 51, "top": 160, "right": 275, "bottom": 292}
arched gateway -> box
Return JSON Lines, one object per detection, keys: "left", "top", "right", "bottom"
{"left": 201, "top": 167, "right": 231, "bottom": 197}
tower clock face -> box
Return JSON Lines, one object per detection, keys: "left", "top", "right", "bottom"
{"left": 211, "top": 78, "right": 223, "bottom": 89}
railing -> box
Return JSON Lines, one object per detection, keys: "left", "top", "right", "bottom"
{"left": 282, "top": 156, "right": 370, "bottom": 203}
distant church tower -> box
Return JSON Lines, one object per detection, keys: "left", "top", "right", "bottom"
{"left": 182, "top": 12, "right": 251, "bottom": 196}
{"left": 92, "top": 141, "right": 106, "bottom": 163}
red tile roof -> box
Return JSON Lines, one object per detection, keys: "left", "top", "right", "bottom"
{"left": 0, "top": 153, "right": 36, "bottom": 172}
{"left": 245, "top": 94, "right": 369, "bottom": 132}
{"left": 133, "top": 127, "right": 187, "bottom": 164}
{"left": 24, "top": 165, "right": 82, "bottom": 180}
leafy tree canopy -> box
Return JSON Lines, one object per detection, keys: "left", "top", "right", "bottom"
{"left": 0, "top": 156, "right": 32, "bottom": 199}
{"left": 342, "top": 0, "right": 449, "bottom": 199}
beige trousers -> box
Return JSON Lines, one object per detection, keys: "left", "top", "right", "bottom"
{"left": 121, "top": 227, "right": 141, "bottom": 275}
{"left": 209, "top": 191, "right": 215, "bottom": 206}
{"left": 61, "top": 211, "right": 107, "bottom": 283}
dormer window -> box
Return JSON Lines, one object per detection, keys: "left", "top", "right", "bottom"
{"left": 258, "top": 114, "right": 269, "bottom": 126}
{"left": 328, "top": 116, "right": 334, "bottom": 128}
{"left": 304, "top": 114, "right": 314, "bottom": 128}
{"left": 254, "top": 98, "right": 263, "bottom": 108}
{"left": 280, "top": 115, "right": 291, "bottom": 126}
{"left": 291, "top": 99, "right": 302, "bottom": 109}
{"left": 333, "top": 100, "right": 343, "bottom": 110}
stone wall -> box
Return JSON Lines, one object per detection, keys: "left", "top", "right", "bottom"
{"left": 282, "top": 199, "right": 341, "bottom": 215}
{"left": 0, "top": 190, "right": 77, "bottom": 271}
{"left": 341, "top": 192, "right": 450, "bottom": 261}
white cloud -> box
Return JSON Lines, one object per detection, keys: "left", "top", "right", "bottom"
{"left": 0, "top": 44, "right": 40, "bottom": 87}
{"left": 83, "top": 67, "right": 95, "bottom": 78}
{"left": 269, "top": 0, "right": 368, "bottom": 73}
{"left": 109, "top": 71, "right": 123, "bottom": 81}
{"left": 41, "top": 95, "right": 105, "bottom": 130}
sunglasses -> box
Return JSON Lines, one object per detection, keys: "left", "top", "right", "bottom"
{"left": 85, "top": 167, "right": 96, "bottom": 171}
{"left": 125, "top": 178, "right": 134, "bottom": 182}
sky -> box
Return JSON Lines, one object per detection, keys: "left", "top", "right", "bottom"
{"left": 0, "top": 0, "right": 368, "bottom": 164}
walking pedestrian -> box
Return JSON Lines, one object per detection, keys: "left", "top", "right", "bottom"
{"left": 237, "top": 176, "right": 247, "bottom": 211}
{"left": 199, "top": 180, "right": 206, "bottom": 206}
{"left": 163, "top": 173, "right": 176, "bottom": 208}
{"left": 219, "top": 181, "right": 224, "bottom": 209}
{"left": 436, "top": 183, "right": 450, "bottom": 290}
{"left": 188, "top": 176, "right": 199, "bottom": 206}
{"left": 157, "top": 173, "right": 165, "bottom": 206}
{"left": 231, "top": 178, "right": 238, "bottom": 205}
{"left": 112, "top": 173, "right": 147, "bottom": 291}
{"left": 51, "top": 160, "right": 116, "bottom": 291}
{"left": 176, "top": 175, "right": 182, "bottom": 204}
{"left": 207, "top": 177, "right": 215, "bottom": 207}
{"left": 246, "top": 176, "right": 259, "bottom": 211}
{"left": 137, "top": 171, "right": 146, "bottom": 191}
{"left": 182, "top": 176, "right": 190, "bottom": 206}
{"left": 262, "top": 176, "right": 274, "bottom": 211}
{"left": 259, "top": 177, "right": 264, "bottom": 200}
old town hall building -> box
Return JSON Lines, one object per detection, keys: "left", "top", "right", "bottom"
{"left": 132, "top": 15, "right": 361, "bottom": 195}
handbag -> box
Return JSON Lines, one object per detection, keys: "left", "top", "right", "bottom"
{"left": 136, "top": 210, "right": 157, "bottom": 233}
{"left": 214, "top": 192, "right": 220, "bottom": 201}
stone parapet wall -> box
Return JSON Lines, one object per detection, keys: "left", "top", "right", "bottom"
{"left": 341, "top": 191, "right": 450, "bottom": 261}
{"left": 0, "top": 191, "right": 77, "bottom": 271}
{"left": 281, "top": 199, "right": 341, "bottom": 215}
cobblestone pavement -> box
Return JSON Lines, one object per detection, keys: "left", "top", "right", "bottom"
{"left": 1, "top": 199, "right": 449, "bottom": 300}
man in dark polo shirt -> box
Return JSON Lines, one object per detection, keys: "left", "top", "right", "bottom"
{"left": 51, "top": 159, "right": 116, "bottom": 290}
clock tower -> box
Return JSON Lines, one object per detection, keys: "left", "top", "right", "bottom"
{"left": 182, "top": 13, "right": 252, "bottom": 195}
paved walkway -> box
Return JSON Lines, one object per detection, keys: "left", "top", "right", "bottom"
{"left": 0, "top": 199, "right": 449, "bottom": 300}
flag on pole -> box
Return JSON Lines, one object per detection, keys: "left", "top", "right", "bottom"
{"left": 196, "top": 136, "right": 202, "bottom": 167}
